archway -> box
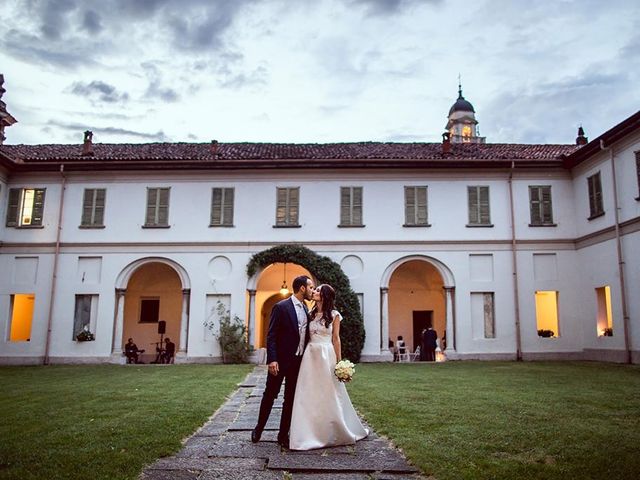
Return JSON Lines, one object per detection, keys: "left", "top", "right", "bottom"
{"left": 381, "top": 255, "right": 455, "bottom": 359}
{"left": 252, "top": 262, "right": 313, "bottom": 349}
{"left": 112, "top": 258, "right": 191, "bottom": 362}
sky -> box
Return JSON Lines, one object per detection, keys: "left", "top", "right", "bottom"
{"left": 0, "top": 0, "right": 638, "bottom": 146}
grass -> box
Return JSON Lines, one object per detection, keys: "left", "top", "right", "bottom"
{"left": 2, "top": 362, "right": 639, "bottom": 480}
{"left": 348, "top": 361, "right": 640, "bottom": 480}
{"left": 0, "top": 364, "right": 252, "bottom": 480}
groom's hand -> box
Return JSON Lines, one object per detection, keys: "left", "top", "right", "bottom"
{"left": 268, "top": 361, "right": 279, "bottom": 376}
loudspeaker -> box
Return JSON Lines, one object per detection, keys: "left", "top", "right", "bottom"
{"left": 158, "top": 320, "right": 166, "bottom": 334}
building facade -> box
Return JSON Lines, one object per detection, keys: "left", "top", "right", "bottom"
{"left": 0, "top": 88, "right": 638, "bottom": 365}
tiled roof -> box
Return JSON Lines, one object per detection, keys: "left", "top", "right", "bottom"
{"left": 1, "top": 142, "right": 579, "bottom": 162}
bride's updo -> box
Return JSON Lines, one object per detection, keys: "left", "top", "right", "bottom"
{"left": 312, "top": 284, "right": 336, "bottom": 328}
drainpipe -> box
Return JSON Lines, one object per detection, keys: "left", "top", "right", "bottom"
{"left": 600, "top": 140, "right": 631, "bottom": 364}
{"left": 508, "top": 161, "right": 523, "bottom": 360}
{"left": 43, "top": 164, "right": 66, "bottom": 365}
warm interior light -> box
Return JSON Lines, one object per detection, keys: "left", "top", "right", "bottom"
{"left": 535, "top": 290, "right": 559, "bottom": 337}
{"left": 280, "top": 263, "right": 289, "bottom": 296}
{"left": 10, "top": 294, "right": 35, "bottom": 341}
{"left": 21, "top": 189, "right": 35, "bottom": 225}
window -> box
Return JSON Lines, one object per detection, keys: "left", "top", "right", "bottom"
{"left": 529, "top": 186, "right": 554, "bottom": 226}
{"left": 595, "top": 286, "right": 613, "bottom": 337}
{"left": 535, "top": 290, "right": 559, "bottom": 337}
{"left": 275, "top": 187, "right": 299, "bottom": 226}
{"left": 340, "top": 186, "right": 363, "bottom": 227}
{"left": 404, "top": 186, "right": 428, "bottom": 226}
{"left": 73, "top": 294, "right": 98, "bottom": 339}
{"left": 587, "top": 172, "right": 604, "bottom": 219}
{"left": 467, "top": 186, "right": 491, "bottom": 226}
{"left": 6, "top": 188, "right": 46, "bottom": 227}
{"left": 140, "top": 298, "right": 160, "bottom": 323}
{"left": 144, "top": 187, "right": 170, "bottom": 227}
{"left": 80, "top": 188, "right": 106, "bottom": 227}
{"left": 210, "top": 188, "right": 234, "bottom": 227}
{"left": 8, "top": 294, "right": 35, "bottom": 341}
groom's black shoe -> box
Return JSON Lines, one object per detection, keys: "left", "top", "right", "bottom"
{"left": 251, "top": 428, "right": 262, "bottom": 443}
{"left": 277, "top": 436, "right": 290, "bottom": 449}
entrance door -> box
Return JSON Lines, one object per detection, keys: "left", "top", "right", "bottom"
{"left": 412, "top": 311, "right": 432, "bottom": 351}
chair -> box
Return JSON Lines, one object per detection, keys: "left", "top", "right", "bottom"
{"left": 397, "top": 341, "right": 409, "bottom": 362}
{"left": 409, "top": 346, "right": 421, "bottom": 362}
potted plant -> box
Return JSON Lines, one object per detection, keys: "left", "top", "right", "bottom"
{"left": 76, "top": 326, "right": 95, "bottom": 342}
{"left": 537, "top": 329, "right": 555, "bottom": 338}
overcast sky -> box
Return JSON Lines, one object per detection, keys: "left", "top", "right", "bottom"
{"left": 0, "top": 0, "right": 638, "bottom": 145}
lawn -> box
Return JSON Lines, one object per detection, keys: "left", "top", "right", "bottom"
{"left": 348, "top": 361, "right": 640, "bottom": 480}
{"left": 0, "top": 364, "right": 252, "bottom": 480}
{"left": 1, "top": 362, "right": 639, "bottom": 480}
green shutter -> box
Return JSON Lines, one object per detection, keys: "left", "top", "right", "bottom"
{"left": 541, "top": 186, "right": 553, "bottom": 224}
{"left": 31, "top": 189, "right": 46, "bottom": 226}
{"left": 6, "top": 188, "right": 20, "bottom": 226}
{"left": 352, "top": 187, "right": 362, "bottom": 225}
{"left": 158, "top": 188, "right": 169, "bottom": 226}
{"left": 404, "top": 187, "right": 415, "bottom": 225}
{"left": 223, "top": 188, "right": 234, "bottom": 226}
{"left": 416, "top": 186, "right": 427, "bottom": 225}
{"left": 468, "top": 186, "right": 479, "bottom": 224}
{"left": 340, "top": 187, "right": 351, "bottom": 225}
{"left": 94, "top": 189, "right": 105, "bottom": 225}
{"left": 479, "top": 186, "right": 490, "bottom": 224}
{"left": 145, "top": 188, "right": 157, "bottom": 225}
{"left": 288, "top": 188, "right": 299, "bottom": 225}
{"left": 211, "top": 188, "right": 222, "bottom": 225}
{"left": 276, "top": 188, "right": 287, "bottom": 225}
{"left": 529, "top": 186, "right": 541, "bottom": 224}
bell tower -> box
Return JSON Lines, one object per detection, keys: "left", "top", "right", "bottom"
{"left": 445, "top": 80, "right": 485, "bottom": 144}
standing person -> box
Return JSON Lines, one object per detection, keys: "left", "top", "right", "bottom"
{"left": 252, "top": 275, "right": 314, "bottom": 448}
{"left": 423, "top": 325, "right": 438, "bottom": 362}
{"left": 419, "top": 328, "right": 428, "bottom": 361}
{"left": 289, "top": 284, "right": 368, "bottom": 450}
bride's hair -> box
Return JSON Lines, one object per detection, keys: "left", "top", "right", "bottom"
{"left": 311, "top": 284, "right": 336, "bottom": 328}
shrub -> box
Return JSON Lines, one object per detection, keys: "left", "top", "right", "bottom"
{"left": 247, "top": 244, "right": 365, "bottom": 362}
{"left": 204, "top": 301, "right": 251, "bottom": 364}
{"left": 537, "top": 329, "right": 555, "bottom": 338}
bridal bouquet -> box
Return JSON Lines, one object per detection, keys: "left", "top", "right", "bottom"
{"left": 334, "top": 359, "right": 356, "bottom": 383}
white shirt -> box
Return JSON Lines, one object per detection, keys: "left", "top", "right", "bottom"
{"left": 291, "top": 295, "right": 308, "bottom": 355}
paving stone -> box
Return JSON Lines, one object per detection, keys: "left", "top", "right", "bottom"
{"left": 199, "top": 470, "right": 283, "bottom": 480}
{"left": 266, "top": 451, "right": 418, "bottom": 473}
{"left": 208, "top": 431, "right": 281, "bottom": 458}
{"left": 194, "top": 422, "right": 229, "bottom": 437}
{"left": 139, "top": 469, "right": 200, "bottom": 480}
{"left": 148, "top": 457, "right": 266, "bottom": 471}
{"left": 291, "top": 474, "right": 372, "bottom": 480}
{"left": 372, "top": 473, "right": 431, "bottom": 480}
{"left": 176, "top": 436, "right": 216, "bottom": 458}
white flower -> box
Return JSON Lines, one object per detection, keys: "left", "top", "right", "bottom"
{"left": 334, "top": 359, "right": 356, "bottom": 382}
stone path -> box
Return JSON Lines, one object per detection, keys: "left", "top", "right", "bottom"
{"left": 140, "top": 366, "right": 426, "bottom": 480}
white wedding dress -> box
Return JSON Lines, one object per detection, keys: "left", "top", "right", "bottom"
{"left": 289, "top": 310, "right": 369, "bottom": 450}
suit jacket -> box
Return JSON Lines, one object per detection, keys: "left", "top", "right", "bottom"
{"left": 423, "top": 329, "right": 438, "bottom": 350}
{"left": 266, "top": 297, "right": 310, "bottom": 369}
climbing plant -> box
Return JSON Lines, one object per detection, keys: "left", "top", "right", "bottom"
{"left": 247, "top": 244, "right": 365, "bottom": 362}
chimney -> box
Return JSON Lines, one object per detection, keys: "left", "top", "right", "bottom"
{"left": 442, "top": 131, "right": 451, "bottom": 154}
{"left": 82, "top": 130, "right": 94, "bottom": 156}
{"left": 576, "top": 126, "right": 588, "bottom": 146}
{"left": 210, "top": 139, "right": 219, "bottom": 156}
{"left": 0, "top": 74, "right": 18, "bottom": 145}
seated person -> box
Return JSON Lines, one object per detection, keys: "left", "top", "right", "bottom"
{"left": 124, "top": 338, "right": 145, "bottom": 364}
{"left": 161, "top": 337, "right": 175, "bottom": 364}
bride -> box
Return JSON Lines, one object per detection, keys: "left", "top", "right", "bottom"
{"left": 289, "top": 284, "right": 369, "bottom": 450}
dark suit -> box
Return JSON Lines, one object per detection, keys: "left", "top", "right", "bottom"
{"left": 422, "top": 328, "right": 438, "bottom": 362}
{"left": 256, "top": 297, "right": 309, "bottom": 444}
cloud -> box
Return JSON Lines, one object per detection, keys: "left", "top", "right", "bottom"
{"left": 217, "top": 65, "right": 268, "bottom": 89}
{"left": 348, "top": 0, "right": 440, "bottom": 16}
{"left": 69, "top": 80, "right": 129, "bottom": 104}
{"left": 142, "top": 63, "right": 179, "bottom": 102}
{"left": 82, "top": 9, "right": 103, "bottom": 34}
{"left": 48, "top": 119, "right": 169, "bottom": 141}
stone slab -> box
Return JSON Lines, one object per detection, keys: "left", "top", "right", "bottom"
{"left": 175, "top": 436, "right": 216, "bottom": 458}
{"left": 139, "top": 470, "right": 200, "bottom": 480}
{"left": 199, "top": 470, "right": 283, "bottom": 480}
{"left": 208, "top": 435, "right": 281, "bottom": 459}
{"left": 266, "top": 451, "right": 418, "bottom": 473}
{"left": 147, "top": 457, "right": 265, "bottom": 471}
{"left": 291, "top": 474, "right": 372, "bottom": 480}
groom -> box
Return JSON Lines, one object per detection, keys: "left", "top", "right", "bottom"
{"left": 252, "top": 275, "right": 314, "bottom": 448}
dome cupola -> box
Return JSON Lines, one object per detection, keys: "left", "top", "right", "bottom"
{"left": 445, "top": 80, "right": 485, "bottom": 144}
